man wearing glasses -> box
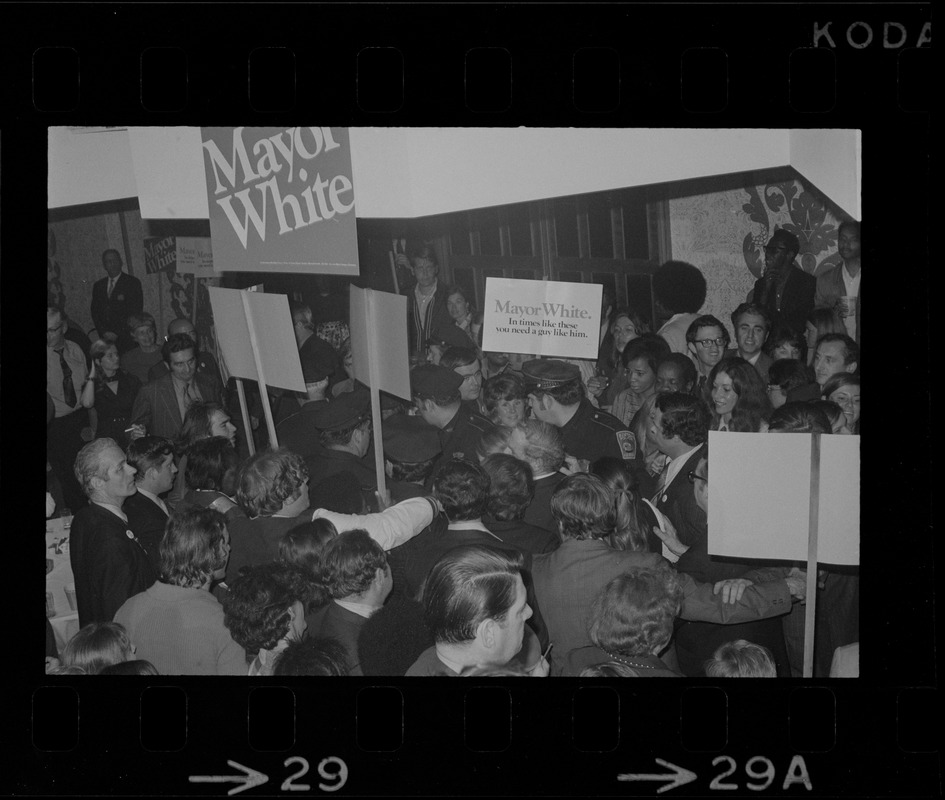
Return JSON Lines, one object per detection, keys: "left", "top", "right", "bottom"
{"left": 750, "top": 228, "right": 815, "bottom": 334}
{"left": 685, "top": 314, "right": 730, "bottom": 396}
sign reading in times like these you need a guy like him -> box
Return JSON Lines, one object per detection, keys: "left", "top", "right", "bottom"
{"left": 200, "top": 127, "right": 359, "bottom": 275}
{"left": 481, "top": 277, "right": 602, "bottom": 360}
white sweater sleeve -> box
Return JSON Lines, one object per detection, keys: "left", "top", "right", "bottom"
{"left": 311, "top": 496, "right": 437, "bottom": 550}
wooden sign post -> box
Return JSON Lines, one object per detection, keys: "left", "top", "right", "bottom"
{"left": 707, "top": 431, "right": 859, "bottom": 678}
{"left": 349, "top": 286, "right": 411, "bottom": 502}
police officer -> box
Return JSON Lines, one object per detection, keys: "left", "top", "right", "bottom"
{"left": 276, "top": 342, "right": 337, "bottom": 460}
{"left": 410, "top": 364, "right": 496, "bottom": 478}
{"left": 521, "top": 359, "right": 638, "bottom": 467}
{"left": 307, "top": 388, "right": 377, "bottom": 493}
{"left": 382, "top": 413, "right": 443, "bottom": 502}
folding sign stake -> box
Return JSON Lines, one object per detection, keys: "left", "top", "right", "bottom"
{"left": 234, "top": 378, "right": 255, "bottom": 457}
{"left": 364, "top": 291, "right": 389, "bottom": 505}
{"left": 241, "top": 290, "right": 279, "bottom": 449}
{"left": 803, "top": 432, "right": 822, "bottom": 679}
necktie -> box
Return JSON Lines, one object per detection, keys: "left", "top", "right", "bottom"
{"left": 184, "top": 381, "right": 199, "bottom": 411}
{"left": 653, "top": 461, "right": 670, "bottom": 504}
{"left": 107, "top": 277, "right": 116, "bottom": 298}
{"left": 57, "top": 349, "right": 77, "bottom": 408}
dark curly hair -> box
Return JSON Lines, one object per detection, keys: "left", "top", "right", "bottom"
{"left": 318, "top": 529, "right": 388, "bottom": 599}
{"left": 481, "top": 453, "right": 534, "bottom": 522}
{"left": 433, "top": 459, "right": 490, "bottom": 522}
{"left": 160, "top": 507, "right": 229, "bottom": 588}
{"left": 273, "top": 637, "right": 350, "bottom": 676}
{"left": 223, "top": 563, "right": 315, "bottom": 656}
{"left": 236, "top": 448, "right": 309, "bottom": 518}
{"left": 654, "top": 392, "right": 710, "bottom": 447}
{"left": 706, "top": 356, "right": 771, "bottom": 432}
{"left": 589, "top": 564, "right": 683, "bottom": 657}
{"left": 652, "top": 261, "right": 707, "bottom": 314}
{"left": 551, "top": 473, "right": 617, "bottom": 542}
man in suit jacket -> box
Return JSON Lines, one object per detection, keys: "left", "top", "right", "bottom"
{"left": 148, "top": 319, "right": 223, "bottom": 396}
{"left": 815, "top": 220, "right": 861, "bottom": 345}
{"left": 649, "top": 392, "right": 710, "bottom": 559}
{"left": 70, "top": 438, "right": 157, "bottom": 627}
{"left": 751, "top": 229, "right": 815, "bottom": 335}
{"left": 670, "top": 450, "right": 800, "bottom": 677}
{"left": 530, "top": 473, "right": 798, "bottom": 669}
{"left": 90, "top": 249, "right": 143, "bottom": 354}
{"left": 726, "top": 302, "right": 774, "bottom": 384}
{"left": 124, "top": 436, "right": 177, "bottom": 575}
{"left": 131, "top": 334, "right": 222, "bottom": 441}
{"left": 305, "top": 530, "right": 393, "bottom": 676}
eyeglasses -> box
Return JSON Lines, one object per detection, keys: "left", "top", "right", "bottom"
{"left": 694, "top": 337, "right": 726, "bottom": 348}
{"left": 687, "top": 471, "right": 708, "bottom": 485}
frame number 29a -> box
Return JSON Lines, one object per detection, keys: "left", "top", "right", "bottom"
{"left": 709, "top": 755, "right": 812, "bottom": 792}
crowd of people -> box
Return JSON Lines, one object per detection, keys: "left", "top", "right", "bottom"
{"left": 46, "top": 223, "right": 861, "bottom": 678}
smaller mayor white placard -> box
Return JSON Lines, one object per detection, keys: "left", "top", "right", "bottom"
{"left": 481, "top": 278, "right": 602, "bottom": 360}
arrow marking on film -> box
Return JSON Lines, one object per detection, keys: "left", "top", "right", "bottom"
{"left": 617, "top": 758, "right": 698, "bottom": 794}
{"left": 189, "top": 760, "right": 269, "bottom": 796}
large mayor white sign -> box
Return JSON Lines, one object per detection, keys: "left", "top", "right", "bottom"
{"left": 481, "top": 278, "right": 602, "bottom": 360}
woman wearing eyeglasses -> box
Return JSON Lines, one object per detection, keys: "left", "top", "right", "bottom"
{"left": 707, "top": 356, "right": 771, "bottom": 432}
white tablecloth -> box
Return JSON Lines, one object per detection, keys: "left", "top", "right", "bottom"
{"left": 46, "top": 517, "right": 79, "bottom": 651}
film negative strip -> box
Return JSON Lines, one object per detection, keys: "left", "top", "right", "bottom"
{"left": 10, "top": 1, "right": 936, "bottom": 797}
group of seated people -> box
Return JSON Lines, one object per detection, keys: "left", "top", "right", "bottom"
{"left": 46, "top": 231, "right": 860, "bottom": 678}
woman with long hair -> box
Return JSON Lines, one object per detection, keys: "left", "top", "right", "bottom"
{"left": 444, "top": 284, "right": 484, "bottom": 350}
{"left": 590, "top": 457, "right": 661, "bottom": 553}
{"left": 821, "top": 373, "right": 860, "bottom": 434}
{"left": 80, "top": 339, "right": 143, "bottom": 447}
{"left": 592, "top": 308, "right": 649, "bottom": 410}
{"left": 707, "top": 356, "right": 771, "bottom": 432}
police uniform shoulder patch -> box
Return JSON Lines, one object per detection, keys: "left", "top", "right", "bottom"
{"left": 616, "top": 430, "right": 637, "bottom": 460}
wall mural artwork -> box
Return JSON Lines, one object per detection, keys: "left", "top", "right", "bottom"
{"left": 741, "top": 180, "right": 844, "bottom": 281}
{"left": 670, "top": 176, "right": 847, "bottom": 337}
{"left": 47, "top": 229, "right": 66, "bottom": 310}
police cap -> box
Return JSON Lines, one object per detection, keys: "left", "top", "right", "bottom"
{"left": 313, "top": 388, "right": 371, "bottom": 431}
{"left": 383, "top": 413, "right": 441, "bottom": 463}
{"left": 411, "top": 364, "right": 464, "bottom": 398}
{"left": 521, "top": 359, "right": 581, "bottom": 390}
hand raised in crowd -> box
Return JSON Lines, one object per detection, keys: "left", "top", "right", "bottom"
{"left": 786, "top": 567, "right": 808, "bottom": 601}
{"left": 127, "top": 424, "right": 147, "bottom": 441}
{"left": 652, "top": 518, "right": 689, "bottom": 557}
{"left": 713, "top": 577, "right": 753, "bottom": 605}
{"left": 374, "top": 488, "right": 392, "bottom": 512}
{"left": 394, "top": 253, "right": 411, "bottom": 270}
{"left": 561, "top": 455, "right": 591, "bottom": 476}
{"left": 586, "top": 376, "right": 608, "bottom": 397}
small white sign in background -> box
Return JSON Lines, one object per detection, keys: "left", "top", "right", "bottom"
{"left": 481, "top": 278, "right": 602, "bottom": 360}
